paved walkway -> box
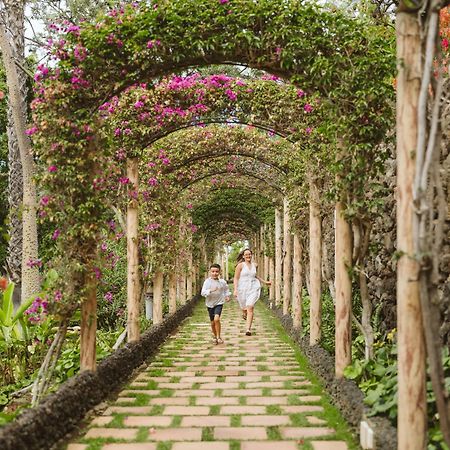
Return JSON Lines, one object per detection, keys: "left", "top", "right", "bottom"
{"left": 67, "top": 299, "right": 357, "bottom": 450}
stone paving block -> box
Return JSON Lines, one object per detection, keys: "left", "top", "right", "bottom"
{"left": 221, "top": 389, "right": 262, "bottom": 396}
{"left": 181, "top": 415, "right": 231, "bottom": 427}
{"left": 214, "top": 427, "right": 267, "bottom": 440}
{"left": 149, "top": 397, "right": 189, "bottom": 405}
{"left": 281, "top": 405, "right": 324, "bottom": 413}
{"left": 310, "top": 441, "right": 348, "bottom": 450}
{"left": 179, "top": 376, "right": 217, "bottom": 383}
{"left": 225, "top": 375, "right": 263, "bottom": 382}
{"left": 158, "top": 382, "right": 193, "bottom": 389}
{"left": 104, "top": 406, "right": 153, "bottom": 415}
{"left": 114, "top": 397, "right": 136, "bottom": 404}
{"left": 297, "top": 395, "right": 322, "bottom": 402}
{"left": 246, "top": 396, "right": 288, "bottom": 405}
{"left": 271, "top": 376, "right": 303, "bottom": 381}
{"left": 279, "top": 427, "right": 335, "bottom": 438}
{"left": 271, "top": 389, "right": 310, "bottom": 396}
{"left": 172, "top": 443, "right": 229, "bottom": 450}
{"left": 202, "top": 370, "right": 240, "bottom": 376}
{"left": 147, "top": 427, "right": 202, "bottom": 441}
{"left": 241, "top": 415, "right": 291, "bottom": 426}
{"left": 220, "top": 405, "right": 266, "bottom": 415}
{"left": 102, "top": 444, "right": 157, "bottom": 450}
{"left": 306, "top": 416, "right": 327, "bottom": 425}
{"left": 123, "top": 416, "right": 172, "bottom": 427}
{"left": 173, "top": 389, "right": 215, "bottom": 397}
{"left": 245, "top": 381, "right": 284, "bottom": 388}
{"left": 66, "top": 445, "right": 88, "bottom": 450}
{"left": 241, "top": 442, "right": 298, "bottom": 450}
{"left": 162, "top": 406, "right": 210, "bottom": 415}
{"left": 90, "top": 416, "right": 113, "bottom": 426}
{"left": 200, "top": 382, "right": 240, "bottom": 389}
{"left": 120, "top": 390, "right": 160, "bottom": 396}
{"left": 195, "top": 396, "right": 239, "bottom": 405}
{"left": 84, "top": 427, "right": 138, "bottom": 440}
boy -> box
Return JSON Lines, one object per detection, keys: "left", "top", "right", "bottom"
{"left": 201, "top": 263, "right": 230, "bottom": 344}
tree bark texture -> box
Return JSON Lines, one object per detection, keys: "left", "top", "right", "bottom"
{"left": 396, "top": 9, "right": 427, "bottom": 449}
{"left": 126, "top": 158, "right": 140, "bottom": 342}
{"left": 168, "top": 271, "right": 177, "bottom": 314}
{"left": 153, "top": 270, "right": 163, "bottom": 325}
{"left": 283, "top": 198, "right": 292, "bottom": 315}
{"left": 309, "top": 181, "right": 322, "bottom": 345}
{"left": 292, "top": 233, "right": 303, "bottom": 331}
{"left": 0, "top": 10, "right": 40, "bottom": 302}
{"left": 80, "top": 277, "right": 97, "bottom": 371}
{"left": 275, "top": 208, "right": 283, "bottom": 306}
{"left": 335, "top": 201, "right": 352, "bottom": 377}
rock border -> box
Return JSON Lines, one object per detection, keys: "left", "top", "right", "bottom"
{"left": 266, "top": 302, "right": 397, "bottom": 450}
{"left": 0, "top": 295, "right": 200, "bottom": 450}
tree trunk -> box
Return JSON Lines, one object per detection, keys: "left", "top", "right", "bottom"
{"left": 292, "top": 232, "right": 303, "bottom": 331}
{"left": 0, "top": 11, "right": 40, "bottom": 303}
{"left": 126, "top": 158, "right": 140, "bottom": 342}
{"left": 153, "top": 270, "right": 163, "bottom": 324}
{"left": 80, "top": 275, "right": 97, "bottom": 371}
{"left": 309, "top": 180, "right": 322, "bottom": 345}
{"left": 283, "top": 198, "right": 292, "bottom": 315}
{"left": 269, "top": 257, "right": 275, "bottom": 303}
{"left": 186, "top": 250, "right": 193, "bottom": 301}
{"left": 264, "top": 224, "right": 269, "bottom": 285}
{"left": 275, "top": 208, "right": 283, "bottom": 306}
{"left": 396, "top": 10, "right": 427, "bottom": 448}
{"left": 168, "top": 271, "right": 177, "bottom": 314}
{"left": 335, "top": 201, "right": 352, "bottom": 377}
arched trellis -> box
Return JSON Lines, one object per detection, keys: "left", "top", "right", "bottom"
{"left": 29, "top": 0, "right": 410, "bottom": 435}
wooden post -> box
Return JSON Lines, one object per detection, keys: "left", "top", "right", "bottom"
{"left": 168, "top": 271, "right": 177, "bottom": 314}
{"left": 186, "top": 250, "right": 193, "bottom": 301}
{"left": 309, "top": 180, "right": 322, "bottom": 345}
{"left": 178, "top": 273, "right": 186, "bottom": 305}
{"left": 153, "top": 270, "right": 163, "bottom": 324}
{"left": 269, "top": 257, "right": 275, "bottom": 302}
{"left": 264, "top": 224, "right": 269, "bottom": 284}
{"left": 283, "top": 198, "right": 292, "bottom": 315}
{"left": 292, "top": 233, "right": 303, "bottom": 331}
{"left": 335, "top": 202, "right": 352, "bottom": 377}
{"left": 275, "top": 208, "right": 283, "bottom": 306}
{"left": 127, "top": 157, "right": 140, "bottom": 342}
{"left": 80, "top": 274, "right": 97, "bottom": 371}
{"left": 396, "top": 9, "right": 426, "bottom": 448}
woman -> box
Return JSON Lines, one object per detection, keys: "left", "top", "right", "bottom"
{"left": 233, "top": 248, "right": 271, "bottom": 336}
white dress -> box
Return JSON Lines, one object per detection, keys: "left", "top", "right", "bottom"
{"left": 237, "top": 262, "right": 261, "bottom": 308}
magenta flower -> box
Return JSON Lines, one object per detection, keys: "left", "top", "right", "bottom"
{"left": 304, "top": 103, "right": 313, "bottom": 113}
{"left": 134, "top": 101, "right": 144, "bottom": 108}
{"left": 148, "top": 177, "right": 158, "bottom": 186}
{"left": 297, "top": 89, "right": 305, "bottom": 98}
{"left": 25, "top": 126, "right": 38, "bottom": 136}
{"left": 219, "top": 0, "right": 229, "bottom": 3}
{"left": 114, "top": 128, "right": 121, "bottom": 136}
{"left": 48, "top": 165, "right": 57, "bottom": 172}
{"left": 51, "top": 229, "right": 60, "bottom": 240}
{"left": 40, "top": 196, "right": 50, "bottom": 206}
{"left": 104, "top": 291, "right": 113, "bottom": 303}
{"left": 119, "top": 177, "right": 130, "bottom": 184}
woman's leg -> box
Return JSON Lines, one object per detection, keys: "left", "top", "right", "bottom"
{"left": 246, "top": 305, "right": 254, "bottom": 334}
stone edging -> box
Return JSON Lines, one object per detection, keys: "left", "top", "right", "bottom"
{"left": 266, "top": 301, "right": 397, "bottom": 450}
{"left": 0, "top": 295, "right": 200, "bottom": 450}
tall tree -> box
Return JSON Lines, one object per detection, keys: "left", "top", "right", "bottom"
{"left": 0, "top": 0, "right": 40, "bottom": 302}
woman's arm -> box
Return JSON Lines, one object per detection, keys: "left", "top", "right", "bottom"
{"left": 255, "top": 265, "right": 271, "bottom": 286}
{"left": 233, "top": 263, "right": 243, "bottom": 296}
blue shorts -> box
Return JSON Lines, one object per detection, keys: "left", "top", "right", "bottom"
{"left": 207, "top": 304, "right": 223, "bottom": 321}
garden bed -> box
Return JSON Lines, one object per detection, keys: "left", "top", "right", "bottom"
{"left": 0, "top": 295, "right": 200, "bottom": 450}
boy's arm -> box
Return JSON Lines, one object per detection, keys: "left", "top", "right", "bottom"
{"left": 201, "top": 279, "right": 211, "bottom": 297}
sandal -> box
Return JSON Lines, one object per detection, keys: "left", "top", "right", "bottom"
{"left": 212, "top": 337, "right": 218, "bottom": 344}
{"left": 245, "top": 330, "right": 252, "bottom": 336}
{"left": 217, "top": 338, "right": 224, "bottom": 344}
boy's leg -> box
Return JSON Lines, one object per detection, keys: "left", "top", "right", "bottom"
{"left": 208, "top": 307, "right": 217, "bottom": 340}
{"left": 214, "top": 315, "right": 221, "bottom": 340}
{"left": 211, "top": 320, "right": 217, "bottom": 338}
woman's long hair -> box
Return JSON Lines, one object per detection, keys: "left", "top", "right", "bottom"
{"left": 236, "top": 248, "right": 252, "bottom": 266}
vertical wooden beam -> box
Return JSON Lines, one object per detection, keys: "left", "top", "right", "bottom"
{"left": 292, "top": 233, "right": 303, "bottom": 331}
{"left": 178, "top": 273, "right": 186, "bottom": 305}
{"left": 283, "top": 198, "right": 292, "bottom": 315}
{"left": 168, "top": 270, "right": 177, "bottom": 314}
{"left": 186, "top": 250, "right": 193, "bottom": 301}
{"left": 275, "top": 208, "right": 283, "bottom": 306}
{"left": 269, "top": 257, "right": 275, "bottom": 302}
{"left": 153, "top": 270, "right": 163, "bottom": 324}
{"left": 335, "top": 202, "right": 352, "bottom": 377}
{"left": 309, "top": 180, "right": 322, "bottom": 345}
{"left": 127, "top": 157, "right": 140, "bottom": 342}
{"left": 264, "top": 224, "right": 269, "bottom": 284}
{"left": 396, "top": 10, "right": 426, "bottom": 449}
{"left": 80, "top": 274, "right": 97, "bottom": 371}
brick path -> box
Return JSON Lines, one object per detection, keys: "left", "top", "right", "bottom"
{"left": 68, "top": 299, "right": 356, "bottom": 450}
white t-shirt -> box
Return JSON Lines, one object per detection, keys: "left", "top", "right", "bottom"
{"left": 201, "top": 278, "right": 231, "bottom": 308}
